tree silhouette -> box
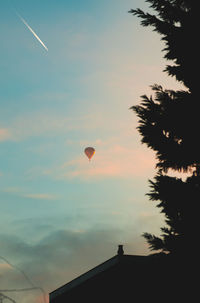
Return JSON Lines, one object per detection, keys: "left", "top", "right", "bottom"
{"left": 129, "top": 1, "right": 198, "bottom": 256}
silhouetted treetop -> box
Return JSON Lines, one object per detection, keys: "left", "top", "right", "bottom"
{"left": 129, "top": 1, "right": 198, "bottom": 92}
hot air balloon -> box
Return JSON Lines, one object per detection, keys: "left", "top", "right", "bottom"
{"left": 84, "top": 147, "right": 95, "bottom": 161}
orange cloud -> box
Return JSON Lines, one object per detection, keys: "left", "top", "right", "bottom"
{"left": 0, "top": 128, "right": 11, "bottom": 141}
{"left": 0, "top": 263, "right": 12, "bottom": 270}
{"left": 59, "top": 144, "right": 156, "bottom": 180}
{"left": 35, "top": 293, "right": 49, "bottom": 303}
{"left": 2, "top": 187, "right": 58, "bottom": 200}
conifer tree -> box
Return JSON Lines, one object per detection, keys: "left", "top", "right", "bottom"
{"left": 129, "top": 1, "right": 198, "bottom": 256}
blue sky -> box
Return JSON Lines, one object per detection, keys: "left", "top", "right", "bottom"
{"left": 0, "top": 1, "right": 184, "bottom": 302}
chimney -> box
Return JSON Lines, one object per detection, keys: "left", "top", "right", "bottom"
{"left": 117, "top": 245, "right": 124, "bottom": 256}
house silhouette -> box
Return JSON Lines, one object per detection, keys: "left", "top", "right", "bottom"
{"left": 49, "top": 245, "right": 188, "bottom": 302}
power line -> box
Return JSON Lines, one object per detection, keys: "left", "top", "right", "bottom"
{"left": 0, "top": 293, "right": 16, "bottom": 303}
{"left": 0, "top": 256, "right": 47, "bottom": 303}
{"left": 0, "top": 288, "right": 42, "bottom": 292}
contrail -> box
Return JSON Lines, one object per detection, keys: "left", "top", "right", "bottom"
{"left": 16, "top": 12, "right": 48, "bottom": 51}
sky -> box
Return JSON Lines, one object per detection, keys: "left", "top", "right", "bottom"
{"left": 0, "top": 0, "right": 184, "bottom": 302}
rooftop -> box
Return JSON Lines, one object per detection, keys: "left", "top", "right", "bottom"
{"left": 49, "top": 245, "right": 148, "bottom": 301}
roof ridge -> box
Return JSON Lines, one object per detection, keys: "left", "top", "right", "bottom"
{"left": 50, "top": 254, "right": 147, "bottom": 300}
{"left": 50, "top": 255, "right": 119, "bottom": 299}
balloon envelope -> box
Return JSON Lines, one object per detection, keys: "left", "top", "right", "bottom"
{"left": 84, "top": 147, "right": 95, "bottom": 160}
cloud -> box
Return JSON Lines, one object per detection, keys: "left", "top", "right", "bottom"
{"left": 0, "top": 263, "right": 12, "bottom": 270}
{"left": 2, "top": 187, "right": 58, "bottom": 201}
{"left": 2, "top": 187, "right": 22, "bottom": 193}
{"left": 6, "top": 113, "right": 82, "bottom": 141}
{"left": 2, "top": 109, "right": 124, "bottom": 142}
{"left": 0, "top": 111, "right": 89, "bottom": 142}
{"left": 50, "top": 143, "right": 156, "bottom": 181}
{"left": 0, "top": 128, "right": 11, "bottom": 141}
{"left": 0, "top": 225, "right": 148, "bottom": 303}
{"left": 22, "top": 193, "right": 58, "bottom": 200}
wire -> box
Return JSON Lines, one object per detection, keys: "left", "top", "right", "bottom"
{"left": 0, "top": 288, "right": 42, "bottom": 292}
{"left": 0, "top": 293, "right": 17, "bottom": 303}
{"left": 0, "top": 256, "right": 47, "bottom": 303}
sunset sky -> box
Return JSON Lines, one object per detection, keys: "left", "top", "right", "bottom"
{"left": 0, "top": 1, "right": 183, "bottom": 302}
